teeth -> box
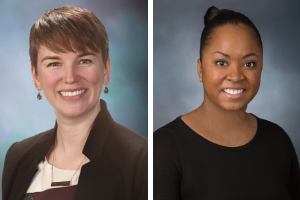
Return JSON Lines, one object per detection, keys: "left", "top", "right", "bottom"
{"left": 223, "top": 89, "right": 244, "bottom": 95}
{"left": 60, "top": 89, "right": 85, "bottom": 97}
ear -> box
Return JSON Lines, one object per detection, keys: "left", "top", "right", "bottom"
{"left": 31, "top": 65, "right": 41, "bottom": 91}
{"left": 197, "top": 59, "right": 203, "bottom": 81}
{"left": 104, "top": 58, "right": 111, "bottom": 85}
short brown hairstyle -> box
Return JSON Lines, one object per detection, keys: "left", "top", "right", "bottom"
{"left": 29, "top": 5, "right": 109, "bottom": 73}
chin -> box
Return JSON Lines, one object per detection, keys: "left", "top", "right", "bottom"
{"left": 62, "top": 110, "right": 87, "bottom": 118}
{"left": 220, "top": 103, "right": 247, "bottom": 112}
{"left": 57, "top": 105, "right": 90, "bottom": 118}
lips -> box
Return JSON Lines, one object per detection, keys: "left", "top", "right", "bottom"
{"left": 59, "top": 89, "right": 86, "bottom": 97}
{"left": 222, "top": 88, "right": 244, "bottom": 95}
{"left": 222, "top": 88, "right": 246, "bottom": 99}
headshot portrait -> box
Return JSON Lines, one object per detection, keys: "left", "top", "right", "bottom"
{"left": 154, "top": 0, "right": 300, "bottom": 199}
{"left": 0, "top": 0, "right": 147, "bottom": 200}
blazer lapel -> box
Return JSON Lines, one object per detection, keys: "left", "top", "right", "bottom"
{"left": 75, "top": 100, "right": 114, "bottom": 199}
{"left": 74, "top": 159, "right": 101, "bottom": 199}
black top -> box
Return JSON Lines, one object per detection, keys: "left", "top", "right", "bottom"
{"left": 154, "top": 115, "right": 300, "bottom": 200}
{"left": 2, "top": 100, "right": 148, "bottom": 200}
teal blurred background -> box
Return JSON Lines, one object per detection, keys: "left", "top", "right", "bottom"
{"left": 0, "top": 0, "right": 147, "bottom": 196}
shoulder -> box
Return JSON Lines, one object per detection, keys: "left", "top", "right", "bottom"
{"left": 256, "top": 116, "right": 295, "bottom": 150}
{"left": 154, "top": 118, "right": 185, "bottom": 156}
{"left": 258, "top": 116, "right": 289, "bottom": 138}
{"left": 154, "top": 117, "right": 184, "bottom": 146}
{"left": 111, "top": 122, "right": 147, "bottom": 151}
{"left": 258, "top": 117, "right": 285, "bottom": 132}
{"left": 154, "top": 119, "right": 183, "bottom": 175}
{"left": 2, "top": 129, "right": 54, "bottom": 196}
{"left": 4, "top": 129, "right": 54, "bottom": 162}
{"left": 105, "top": 122, "right": 147, "bottom": 165}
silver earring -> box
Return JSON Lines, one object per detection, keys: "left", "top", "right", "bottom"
{"left": 37, "top": 92, "right": 42, "bottom": 100}
{"left": 104, "top": 86, "right": 109, "bottom": 94}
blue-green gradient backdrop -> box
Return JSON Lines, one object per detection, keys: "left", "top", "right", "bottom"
{"left": 154, "top": 0, "right": 300, "bottom": 159}
{"left": 0, "top": 0, "right": 147, "bottom": 195}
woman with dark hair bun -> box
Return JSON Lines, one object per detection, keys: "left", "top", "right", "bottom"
{"left": 154, "top": 6, "right": 300, "bottom": 199}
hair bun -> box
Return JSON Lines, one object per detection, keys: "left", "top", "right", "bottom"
{"left": 204, "top": 6, "right": 220, "bottom": 25}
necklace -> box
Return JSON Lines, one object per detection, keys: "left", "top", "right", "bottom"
{"left": 51, "top": 120, "right": 95, "bottom": 187}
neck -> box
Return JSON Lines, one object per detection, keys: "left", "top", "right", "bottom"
{"left": 54, "top": 99, "right": 101, "bottom": 154}
{"left": 198, "top": 95, "right": 251, "bottom": 134}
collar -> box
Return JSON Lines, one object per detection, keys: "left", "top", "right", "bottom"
{"left": 36, "top": 99, "right": 114, "bottom": 162}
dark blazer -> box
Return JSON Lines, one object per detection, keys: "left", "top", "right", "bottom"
{"left": 2, "top": 100, "right": 148, "bottom": 200}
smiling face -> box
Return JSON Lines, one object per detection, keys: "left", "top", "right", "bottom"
{"left": 32, "top": 45, "right": 111, "bottom": 118}
{"left": 198, "top": 24, "right": 263, "bottom": 111}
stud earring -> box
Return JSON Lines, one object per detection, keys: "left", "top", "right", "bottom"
{"left": 104, "top": 86, "right": 109, "bottom": 94}
{"left": 37, "top": 92, "right": 42, "bottom": 100}
{"left": 199, "top": 78, "right": 202, "bottom": 82}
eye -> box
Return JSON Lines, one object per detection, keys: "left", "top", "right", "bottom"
{"left": 216, "top": 61, "right": 228, "bottom": 66}
{"left": 244, "top": 62, "right": 256, "bottom": 67}
{"left": 48, "top": 62, "right": 60, "bottom": 67}
{"left": 80, "top": 59, "right": 92, "bottom": 64}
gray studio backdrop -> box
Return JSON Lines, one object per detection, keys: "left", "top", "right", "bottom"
{"left": 0, "top": 0, "right": 147, "bottom": 197}
{"left": 154, "top": 0, "right": 300, "bottom": 159}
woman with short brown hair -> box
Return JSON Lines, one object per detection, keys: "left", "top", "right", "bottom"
{"left": 2, "top": 5, "right": 147, "bottom": 200}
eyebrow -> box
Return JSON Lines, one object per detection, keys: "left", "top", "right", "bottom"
{"left": 41, "top": 56, "right": 60, "bottom": 63}
{"left": 41, "top": 52, "right": 97, "bottom": 63}
{"left": 213, "top": 51, "right": 259, "bottom": 59}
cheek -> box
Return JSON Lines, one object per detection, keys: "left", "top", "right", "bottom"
{"left": 246, "top": 70, "right": 261, "bottom": 88}
{"left": 203, "top": 67, "right": 224, "bottom": 85}
{"left": 83, "top": 68, "right": 103, "bottom": 86}
{"left": 40, "top": 72, "right": 61, "bottom": 90}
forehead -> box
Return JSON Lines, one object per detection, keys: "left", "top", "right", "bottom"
{"left": 207, "top": 24, "right": 262, "bottom": 56}
{"left": 37, "top": 45, "right": 101, "bottom": 61}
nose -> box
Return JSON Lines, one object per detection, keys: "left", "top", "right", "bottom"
{"left": 226, "top": 63, "right": 244, "bottom": 82}
{"left": 63, "top": 64, "right": 80, "bottom": 84}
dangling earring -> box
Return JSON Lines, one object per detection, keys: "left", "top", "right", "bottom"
{"left": 199, "top": 78, "right": 202, "bottom": 82}
{"left": 104, "top": 86, "right": 109, "bottom": 94}
{"left": 37, "top": 92, "right": 42, "bottom": 100}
